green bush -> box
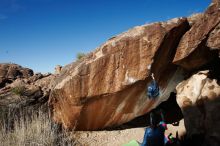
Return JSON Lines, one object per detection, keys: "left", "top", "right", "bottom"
{"left": 76, "top": 52, "right": 86, "bottom": 60}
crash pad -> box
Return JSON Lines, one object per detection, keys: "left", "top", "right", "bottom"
{"left": 122, "top": 140, "right": 140, "bottom": 146}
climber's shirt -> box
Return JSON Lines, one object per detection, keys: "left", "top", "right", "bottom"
{"left": 147, "top": 80, "right": 159, "bottom": 98}
{"left": 141, "top": 121, "right": 167, "bottom": 146}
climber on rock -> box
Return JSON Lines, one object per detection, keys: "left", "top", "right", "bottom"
{"left": 147, "top": 73, "right": 160, "bottom": 99}
{"left": 141, "top": 109, "right": 167, "bottom": 146}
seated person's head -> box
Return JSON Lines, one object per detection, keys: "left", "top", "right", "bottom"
{"left": 150, "top": 112, "right": 160, "bottom": 127}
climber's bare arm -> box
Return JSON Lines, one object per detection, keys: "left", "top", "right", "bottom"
{"left": 151, "top": 73, "right": 155, "bottom": 80}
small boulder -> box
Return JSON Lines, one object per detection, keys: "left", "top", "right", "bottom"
{"left": 176, "top": 70, "right": 220, "bottom": 146}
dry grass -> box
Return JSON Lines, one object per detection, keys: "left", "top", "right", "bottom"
{"left": 0, "top": 105, "right": 79, "bottom": 146}
{"left": 11, "top": 86, "right": 26, "bottom": 96}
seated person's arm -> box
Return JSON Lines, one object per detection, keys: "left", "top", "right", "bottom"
{"left": 159, "top": 110, "right": 167, "bottom": 130}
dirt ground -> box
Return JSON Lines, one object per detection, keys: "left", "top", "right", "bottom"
{"left": 74, "top": 119, "right": 185, "bottom": 146}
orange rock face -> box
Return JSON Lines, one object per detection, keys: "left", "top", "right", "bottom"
{"left": 49, "top": 18, "right": 190, "bottom": 130}
{"left": 173, "top": 1, "right": 220, "bottom": 70}
{"left": 207, "top": 23, "right": 220, "bottom": 50}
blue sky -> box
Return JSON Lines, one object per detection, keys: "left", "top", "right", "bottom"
{"left": 0, "top": 0, "right": 211, "bottom": 73}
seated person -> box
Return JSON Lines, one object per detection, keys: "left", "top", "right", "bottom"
{"left": 141, "top": 110, "right": 167, "bottom": 146}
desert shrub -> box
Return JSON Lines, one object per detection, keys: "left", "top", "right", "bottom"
{"left": 76, "top": 52, "right": 86, "bottom": 60}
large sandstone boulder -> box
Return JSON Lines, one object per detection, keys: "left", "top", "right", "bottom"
{"left": 173, "top": 0, "right": 220, "bottom": 70}
{"left": 176, "top": 71, "right": 220, "bottom": 146}
{"left": 49, "top": 18, "right": 190, "bottom": 130}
